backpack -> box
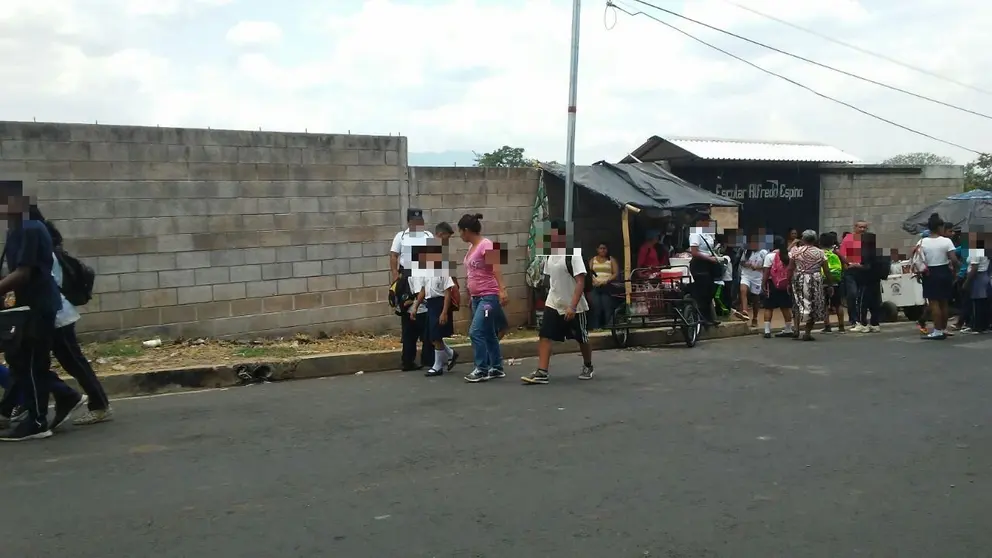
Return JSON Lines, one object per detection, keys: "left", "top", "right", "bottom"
{"left": 387, "top": 276, "right": 415, "bottom": 316}
{"left": 824, "top": 250, "right": 842, "bottom": 282}
{"left": 55, "top": 248, "right": 95, "bottom": 306}
{"left": 769, "top": 252, "right": 790, "bottom": 290}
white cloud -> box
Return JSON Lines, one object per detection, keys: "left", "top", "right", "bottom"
{"left": 226, "top": 20, "right": 282, "bottom": 47}
{"left": 0, "top": 0, "right": 990, "bottom": 166}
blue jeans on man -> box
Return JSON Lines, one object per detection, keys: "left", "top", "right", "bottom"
{"left": 843, "top": 269, "right": 861, "bottom": 326}
{"left": 469, "top": 295, "right": 506, "bottom": 375}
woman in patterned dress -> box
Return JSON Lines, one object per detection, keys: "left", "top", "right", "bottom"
{"left": 789, "top": 230, "right": 835, "bottom": 341}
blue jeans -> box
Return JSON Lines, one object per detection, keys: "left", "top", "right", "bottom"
{"left": 469, "top": 295, "right": 506, "bottom": 373}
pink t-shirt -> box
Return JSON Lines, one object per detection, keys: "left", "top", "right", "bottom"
{"left": 465, "top": 238, "right": 500, "bottom": 297}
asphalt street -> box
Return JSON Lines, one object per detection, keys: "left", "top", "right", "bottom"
{"left": 2, "top": 325, "right": 990, "bottom": 557}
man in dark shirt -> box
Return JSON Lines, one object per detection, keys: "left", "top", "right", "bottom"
{"left": 0, "top": 187, "right": 83, "bottom": 441}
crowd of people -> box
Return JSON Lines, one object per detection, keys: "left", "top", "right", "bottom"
{"left": 0, "top": 185, "right": 113, "bottom": 442}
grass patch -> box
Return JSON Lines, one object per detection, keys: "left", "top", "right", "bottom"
{"left": 232, "top": 346, "right": 298, "bottom": 359}
{"left": 92, "top": 340, "right": 144, "bottom": 358}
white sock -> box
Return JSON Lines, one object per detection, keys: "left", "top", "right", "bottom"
{"left": 783, "top": 323, "right": 794, "bottom": 332}
{"left": 433, "top": 350, "right": 446, "bottom": 370}
{"left": 443, "top": 344, "right": 454, "bottom": 359}
{"left": 763, "top": 322, "right": 771, "bottom": 334}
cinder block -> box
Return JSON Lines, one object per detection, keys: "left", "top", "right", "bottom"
{"left": 322, "top": 259, "right": 350, "bottom": 275}
{"left": 323, "top": 290, "right": 350, "bottom": 307}
{"left": 258, "top": 231, "right": 293, "bottom": 247}
{"left": 188, "top": 163, "right": 258, "bottom": 181}
{"left": 93, "top": 274, "right": 121, "bottom": 294}
{"left": 176, "top": 251, "right": 212, "bottom": 269}
{"left": 121, "top": 308, "right": 161, "bottom": 328}
{"left": 213, "top": 283, "right": 247, "bottom": 301}
{"left": 337, "top": 274, "right": 362, "bottom": 289}
{"left": 246, "top": 280, "right": 279, "bottom": 298}
{"left": 120, "top": 272, "right": 160, "bottom": 291}
{"left": 155, "top": 235, "right": 195, "bottom": 253}
{"left": 117, "top": 236, "right": 158, "bottom": 255}
{"left": 140, "top": 288, "right": 178, "bottom": 308}
{"left": 305, "top": 244, "right": 338, "bottom": 260}
{"left": 97, "top": 255, "right": 139, "bottom": 274}
{"left": 230, "top": 265, "right": 262, "bottom": 282}
{"left": 307, "top": 276, "right": 336, "bottom": 292}
{"left": 257, "top": 198, "right": 290, "bottom": 214}
{"left": 171, "top": 217, "right": 208, "bottom": 235}
{"left": 67, "top": 238, "right": 120, "bottom": 258}
{"left": 138, "top": 253, "right": 177, "bottom": 272}
{"left": 261, "top": 263, "right": 294, "bottom": 280}
{"left": 185, "top": 145, "right": 240, "bottom": 163}
{"left": 293, "top": 261, "right": 322, "bottom": 277}
{"left": 276, "top": 246, "right": 306, "bottom": 263}
{"left": 263, "top": 295, "right": 294, "bottom": 313}
{"left": 177, "top": 285, "right": 214, "bottom": 305}
{"left": 197, "top": 301, "right": 233, "bottom": 320}
{"left": 277, "top": 278, "right": 307, "bottom": 295}
{"left": 195, "top": 267, "right": 231, "bottom": 285}
{"left": 100, "top": 291, "right": 140, "bottom": 312}
{"left": 243, "top": 214, "right": 275, "bottom": 231}
{"left": 243, "top": 247, "right": 277, "bottom": 265}
{"left": 210, "top": 249, "right": 246, "bottom": 267}
{"left": 231, "top": 298, "right": 263, "bottom": 316}
{"left": 288, "top": 197, "right": 320, "bottom": 213}
{"left": 294, "top": 293, "right": 322, "bottom": 310}
{"left": 159, "top": 269, "right": 196, "bottom": 288}
{"left": 207, "top": 215, "right": 243, "bottom": 233}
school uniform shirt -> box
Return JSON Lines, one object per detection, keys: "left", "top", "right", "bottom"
{"left": 967, "top": 250, "right": 990, "bottom": 273}
{"left": 688, "top": 231, "right": 716, "bottom": 257}
{"left": 409, "top": 274, "right": 456, "bottom": 301}
{"left": 741, "top": 250, "right": 768, "bottom": 285}
{"left": 52, "top": 252, "right": 81, "bottom": 329}
{"left": 544, "top": 251, "right": 590, "bottom": 314}
{"left": 4, "top": 220, "right": 62, "bottom": 316}
{"left": 390, "top": 228, "right": 434, "bottom": 270}
{"left": 919, "top": 236, "right": 956, "bottom": 267}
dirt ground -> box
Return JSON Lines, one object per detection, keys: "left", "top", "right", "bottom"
{"left": 69, "top": 329, "right": 540, "bottom": 376}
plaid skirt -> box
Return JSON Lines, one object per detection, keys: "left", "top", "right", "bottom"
{"left": 792, "top": 272, "right": 826, "bottom": 322}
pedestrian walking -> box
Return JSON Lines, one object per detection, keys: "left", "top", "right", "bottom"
{"left": 522, "top": 219, "right": 594, "bottom": 385}
{"left": 389, "top": 208, "right": 434, "bottom": 371}
{"left": 408, "top": 244, "right": 459, "bottom": 376}
{"left": 0, "top": 187, "right": 85, "bottom": 441}
{"left": 458, "top": 214, "right": 509, "bottom": 383}
{"left": 788, "top": 230, "right": 833, "bottom": 341}
{"left": 917, "top": 214, "right": 960, "bottom": 339}
{"left": 761, "top": 236, "right": 795, "bottom": 338}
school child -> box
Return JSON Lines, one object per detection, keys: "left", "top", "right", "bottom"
{"left": 963, "top": 233, "right": 991, "bottom": 334}
{"left": 820, "top": 232, "right": 846, "bottom": 333}
{"left": 409, "top": 245, "right": 459, "bottom": 376}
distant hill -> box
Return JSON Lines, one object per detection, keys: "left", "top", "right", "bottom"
{"left": 409, "top": 150, "right": 477, "bottom": 167}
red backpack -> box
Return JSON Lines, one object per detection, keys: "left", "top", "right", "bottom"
{"left": 769, "top": 251, "right": 790, "bottom": 290}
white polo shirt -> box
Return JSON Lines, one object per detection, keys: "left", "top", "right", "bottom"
{"left": 390, "top": 228, "right": 434, "bottom": 270}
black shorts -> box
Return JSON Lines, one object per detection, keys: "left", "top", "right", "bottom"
{"left": 762, "top": 285, "right": 793, "bottom": 310}
{"left": 824, "top": 284, "right": 842, "bottom": 308}
{"left": 922, "top": 265, "right": 954, "bottom": 301}
{"left": 424, "top": 297, "right": 454, "bottom": 342}
{"left": 539, "top": 307, "right": 590, "bottom": 343}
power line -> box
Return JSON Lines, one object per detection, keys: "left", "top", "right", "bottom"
{"left": 718, "top": 0, "right": 992, "bottom": 97}
{"left": 605, "top": 1, "right": 982, "bottom": 155}
{"left": 620, "top": 0, "right": 992, "bottom": 121}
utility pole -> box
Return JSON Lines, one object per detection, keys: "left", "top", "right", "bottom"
{"left": 563, "top": 0, "right": 581, "bottom": 223}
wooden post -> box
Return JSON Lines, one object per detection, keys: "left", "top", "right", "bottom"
{"left": 621, "top": 204, "right": 641, "bottom": 305}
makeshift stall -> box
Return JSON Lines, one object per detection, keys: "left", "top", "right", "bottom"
{"left": 533, "top": 161, "right": 740, "bottom": 346}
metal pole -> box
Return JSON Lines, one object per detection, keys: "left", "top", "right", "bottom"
{"left": 563, "top": 0, "right": 581, "bottom": 223}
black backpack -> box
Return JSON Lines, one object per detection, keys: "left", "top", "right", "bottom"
{"left": 55, "top": 248, "right": 95, "bottom": 306}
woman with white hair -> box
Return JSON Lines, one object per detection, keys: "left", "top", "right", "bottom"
{"left": 789, "top": 229, "right": 834, "bottom": 340}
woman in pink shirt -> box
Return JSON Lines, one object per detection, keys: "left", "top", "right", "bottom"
{"left": 458, "top": 213, "right": 509, "bottom": 383}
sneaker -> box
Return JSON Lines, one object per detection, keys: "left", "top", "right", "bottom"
{"left": 868, "top": 325, "right": 881, "bottom": 333}
{"left": 774, "top": 330, "right": 794, "bottom": 338}
{"left": 10, "top": 405, "right": 27, "bottom": 423}
{"left": 464, "top": 369, "right": 490, "bottom": 383}
{"left": 73, "top": 407, "right": 114, "bottom": 426}
{"left": 489, "top": 369, "right": 506, "bottom": 379}
{"left": 51, "top": 394, "right": 87, "bottom": 432}
{"left": 521, "top": 371, "right": 549, "bottom": 385}
{"left": 578, "top": 365, "right": 595, "bottom": 380}
{"left": 819, "top": 327, "right": 833, "bottom": 334}
{"left": 850, "top": 324, "right": 867, "bottom": 333}
{"left": 446, "top": 351, "right": 459, "bottom": 371}
{"left": 0, "top": 419, "right": 52, "bottom": 442}
{"left": 763, "top": 332, "right": 772, "bottom": 339}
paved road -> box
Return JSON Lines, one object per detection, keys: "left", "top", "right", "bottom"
{"left": 2, "top": 326, "right": 990, "bottom": 557}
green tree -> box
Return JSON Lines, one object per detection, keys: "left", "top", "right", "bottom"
{"left": 883, "top": 152, "right": 956, "bottom": 166}
{"left": 964, "top": 153, "right": 992, "bottom": 191}
{"left": 474, "top": 146, "right": 529, "bottom": 167}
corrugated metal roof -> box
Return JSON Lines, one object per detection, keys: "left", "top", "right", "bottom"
{"left": 622, "top": 135, "right": 862, "bottom": 164}
{"left": 666, "top": 137, "right": 862, "bottom": 163}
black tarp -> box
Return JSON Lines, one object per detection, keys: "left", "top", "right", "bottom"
{"left": 902, "top": 189, "right": 992, "bottom": 234}
{"left": 539, "top": 161, "right": 740, "bottom": 211}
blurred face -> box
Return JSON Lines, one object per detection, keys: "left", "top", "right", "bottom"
{"left": 408, "top": 218, "right": 424, "bottom": 232}
{"left": 0, "top": 194, "right": 27, "bottom": 218}
{"left": 597, "top": 244, "right": 608, "bottom": 257}
{"left": 854, "top": 222, "right": 868, "bottom": 235}
{"left": 551, "top": 227, "right": 566, "bottom": 248}
{"left": 787, "top": 229, "right": 797, "bottom": 241}
{"left": 748, "top": 235, "right": 758, "bottom": 250}
{"left": 436, "top": 231, "right": 452, "bottom": 244}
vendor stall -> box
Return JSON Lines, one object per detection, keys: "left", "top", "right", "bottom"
{"left": 531, "top": 161, "right": 741, "bottom": 346}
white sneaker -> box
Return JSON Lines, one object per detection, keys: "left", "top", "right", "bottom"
{"left": 868, "top": 325, "right": 881, "bottom": 333}
{"left": 850, "top": 324, "right": 867, "bottom": 333}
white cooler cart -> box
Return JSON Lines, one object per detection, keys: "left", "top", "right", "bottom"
{"left": 880, "top": 261, "right": 926, "bottom": 322}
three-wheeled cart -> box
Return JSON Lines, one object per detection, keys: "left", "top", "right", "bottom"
{"left": 608, "top": 204, "right": 704, "bottom": 348}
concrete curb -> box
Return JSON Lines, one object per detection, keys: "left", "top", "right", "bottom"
{"left": 80, "top": 322, "right": 752, "bottom": 399}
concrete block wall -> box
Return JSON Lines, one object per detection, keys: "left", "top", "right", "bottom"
{"left": 819, "top": 165, "right": 964, "bottom": 254}
{"left": 408, "top": 166, "right": 540, "bottom": 329}
{"left": 0, "top": 121, "right": 408, "bottom": 340}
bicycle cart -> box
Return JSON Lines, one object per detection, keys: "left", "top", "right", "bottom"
{"left": 607, "top": 203, "right": 703, "bottom": 348}
{"left": 608, "top": 266, "right": 703, "bottom": 348}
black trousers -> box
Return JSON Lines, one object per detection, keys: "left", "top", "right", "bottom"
{"left": 398, "top": 267, "right": 432, "bottom": 368}
{"left": 689, "top": 259, "right": 717, "bottom": 323}
{"left": 971, "top": 297, "right": 990, "bottom": 332}
{"left": 858, "top": 279, "right": 882, "bottom": 326}
{"left": 52, "top": 323, "right": 109, "bottom": 411}
{"left": 0, "top": 313, "right": 76, "bottom": 427}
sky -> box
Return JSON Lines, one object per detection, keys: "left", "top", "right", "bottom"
{"left": 1, "top": 0, "right": 989, "bottom": 166}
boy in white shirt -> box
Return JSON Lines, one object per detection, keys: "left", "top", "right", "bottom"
{"left": 522, "top": 219, "right": 593, "bottom": 385}
{"left": 409, "top": 245, "right": 458, "bottom": 376}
